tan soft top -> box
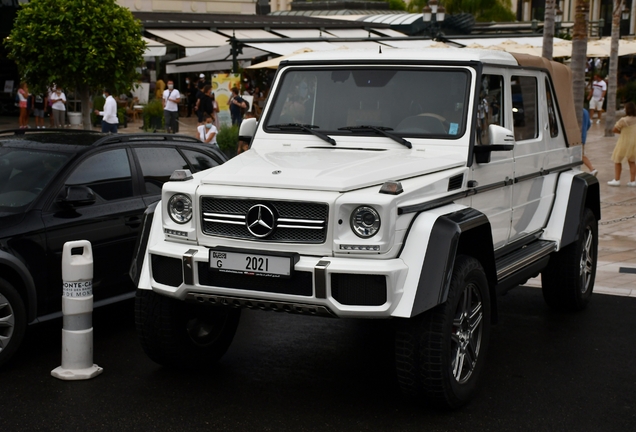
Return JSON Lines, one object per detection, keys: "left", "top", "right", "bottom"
{"left": 510, "top": 53, "right": 580, "bottom": 146}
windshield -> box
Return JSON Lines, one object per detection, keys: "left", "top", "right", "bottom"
{"left": 264, "top": 67, "right": 471, "bottom": 139}
{"left": 0, "top": 148, "right": 70, "bottom": 212}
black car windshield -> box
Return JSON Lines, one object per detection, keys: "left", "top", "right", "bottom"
{"left": 0, "top": 148, "right": 70, "bottom": 212}
{"left": 264, "top": 67, "right": 471, "bottom": 139}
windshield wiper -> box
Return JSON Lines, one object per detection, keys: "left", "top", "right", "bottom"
{"left": 338, "top": 125, "right": 412, "bottom": 149}
{"left": 268, "top": 123, "right": 336, "bottom": 146}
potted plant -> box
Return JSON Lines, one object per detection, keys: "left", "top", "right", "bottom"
{"left": 117, "top": 107, "right": 127, "bottom": 129}
{"left": 142, "top": 99, "right": 164, "bottom": 132}
{"left": 216, "top": 124, "right": 239, "bottom": 158}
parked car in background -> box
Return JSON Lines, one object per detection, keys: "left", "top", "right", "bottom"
{"left": 0, "top": 130, "right": 227, "bottom": 367}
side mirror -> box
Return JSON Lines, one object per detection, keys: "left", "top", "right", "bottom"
{"left": 57, "top": 185, "right": 96, "bottom": 207}
{"left": 238, "top": 117, "right": 257, "bottom": 146}
{"left": 474, "top": 125, "right": 515, "bottom": 164}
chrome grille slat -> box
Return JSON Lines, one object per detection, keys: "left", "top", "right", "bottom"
{"left": 201, "top": 197, "right": 328, "bottom": 243}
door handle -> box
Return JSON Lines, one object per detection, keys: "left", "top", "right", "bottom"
{"left": 125, "top": 216, "right": 141, "bottom": 228}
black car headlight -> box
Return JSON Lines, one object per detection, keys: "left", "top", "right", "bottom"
{"left": 168, "top": 194, "right": 192, "bottom": 224}
{"left": 350, "top": 206, "right": 381, "bottom": 238}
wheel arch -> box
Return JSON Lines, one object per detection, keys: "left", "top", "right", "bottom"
{"left": 0, "top": 252, "right": 37, "bottom": 323}
{"left": 408, "top": 208, "right": 497, "bottom": 321}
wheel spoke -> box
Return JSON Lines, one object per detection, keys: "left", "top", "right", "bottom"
{"left": 465, "top": 340, "right": 477, "bottom": 371}
{"left": 452, "top": 348, "right": 464, "bottom": 380}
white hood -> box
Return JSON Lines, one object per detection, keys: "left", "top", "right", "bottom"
{"left": 202, "top": 147, "right": 466, "bottom": 192}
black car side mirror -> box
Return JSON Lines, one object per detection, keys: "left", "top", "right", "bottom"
{"left": 58, "top": 185, "right": 96, "bottom": 207}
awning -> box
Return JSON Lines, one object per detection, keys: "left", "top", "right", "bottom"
{"left": 166, "top": 45, "right": 269, "bottom": 74}
{"left": 325, "top": 28, "right": 374, "bottom": 38}
{"left": 246, "top": 41, "right": 335, "bottom": 56}
{"left": 270, "top": 29, "right": 336, "bottom": 38}
{"left": 217, "top": 29, "right": 281, "bottom": 40}
{"left": 142, "top": 37, "right": 166, "bottom": 57}
{"left": 146, "top": 29, "right": 229, "bottom": 56}
{"left": 371, "top": 28, "right": 407, "bottom": 37}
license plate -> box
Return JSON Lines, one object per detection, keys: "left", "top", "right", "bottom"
{"left": 209, "top": 248, "right": 293, "bottom": 278}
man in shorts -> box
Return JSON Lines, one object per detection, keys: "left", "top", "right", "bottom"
{"left": 588, "top": 74, "right": 607, "bottom": 124}
{"left": 32, "top": 92, "right": 47, "bottom": 129}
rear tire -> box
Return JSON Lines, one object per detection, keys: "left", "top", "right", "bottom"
{"left": 135, "top": 289, "right": 240, "bottom": 368}
{"left": 0, "top": 278, "right": 27, "bottom": 368}
{"left": 542, "top": 208, "right": 597, "bottom": 311}
{"left": 395, "top": 255, "right": 491, "bottom": 408}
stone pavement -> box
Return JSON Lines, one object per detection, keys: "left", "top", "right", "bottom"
{"left": 1, "top": 113, "right": 634, "bottom": 298}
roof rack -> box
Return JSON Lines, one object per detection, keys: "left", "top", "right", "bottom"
{"left": 0, "top": 128, "right": 103, "bottom": 137}
{"left": 93, "top": 133, "right": 202, "bottom": 147}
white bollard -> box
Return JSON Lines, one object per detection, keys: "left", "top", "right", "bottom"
{"left": 51, "top": 240, "right": 103, "bottom": 380}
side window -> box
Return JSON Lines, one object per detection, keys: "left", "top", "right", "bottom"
{"left": 134, "top": 147, "right": 189, "bottom": 195}
{"left": 477, "top": 74, "right": 504, "bottom": 145}
{"left": 545, "top": 78, "right": 559, "bottom": 138}
{"left": 181, "top": 149, "right": 221, "bottom": 172}
{"left": 511, "top": 75, "right": 538, "bottom": 141}
{"left": 65, "top": 149, "right": 133, "bottom": 201}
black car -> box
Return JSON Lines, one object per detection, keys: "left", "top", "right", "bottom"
{"left": 0, "top": 130, "right": 226, "bottom": 366}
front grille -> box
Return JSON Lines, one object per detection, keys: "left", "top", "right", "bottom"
{"left": 331, "top": 273, "right": 387, "bottom": 306}
{"left": 198, "top": 262, "right": 313, "bottom": 296}
{"left": 201, "top": 197, "right": 328, "bottom": 243}
{"left": 151, "top": 254, "right": 183, "bottom": 287}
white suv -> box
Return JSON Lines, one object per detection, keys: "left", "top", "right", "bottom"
{"left": 132, "top": 49, "right": 600, "bottom": 408}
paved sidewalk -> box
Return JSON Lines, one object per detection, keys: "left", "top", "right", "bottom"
{"left": 1, "top": 114, "right": 634, "bottom": 297}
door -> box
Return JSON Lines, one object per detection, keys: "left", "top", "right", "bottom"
{"left": 42, "top": 147, "right": 145, "bottom": 305}
{"left": 469, "top": 72, "right": 514, "bottom": 250}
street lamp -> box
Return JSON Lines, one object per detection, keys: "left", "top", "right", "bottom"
{"left": 422, "top": 0, "right": 446, "bottom": 40}
{"left": 621, "top": 6, "right": 630, "bottom": 21}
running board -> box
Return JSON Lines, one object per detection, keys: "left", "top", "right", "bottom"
{"left": 495, "top": 240, "right": 557, "bottom": 281}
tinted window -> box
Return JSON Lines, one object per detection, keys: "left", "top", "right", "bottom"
{"left": 511, "top": 76, "right": 538, "bottom": 141}
{"left": 0, "top": 148, "right": 69, "bottom": 211}
{"left": 264, "top": 68, "right": 471, "bottom": 138}
{"left": 134, "top": 147, "right": 189, "bottom": 195}
{"left": 66, "top": 149, "right": 133, "bottom": 201}
{"left": 182, "top": 149, "right": 221, "bottom": 172}
{"left": 477, "top": 74, "right": 504, "bottom": 145}
{"left": 545, "top": 78, "right": 559, "bottom": 138}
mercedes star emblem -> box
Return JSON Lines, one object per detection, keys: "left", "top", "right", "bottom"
{"left": 246, "top": 204, "right": 276, "bottom": 238}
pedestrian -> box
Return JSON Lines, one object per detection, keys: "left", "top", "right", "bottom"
{"left": 32, "top": 91, "right": 47, "bottom": 129}
{"left": 197, "top": 73, "right": 207, "bottom": 90}
{"left": 228, "top": 87, "right": 246, "bottom": 126}
{"left": 48, "top": 86, "right": 55, "bottom": 128}
{"left": 17, "top": 82, "right": 29, "bottom": 129}
{"left": 186, "top": 76, "right": 197, "bottom": 118}
{"left": 588, "top": 74, "right": 607, "bottom": 124}
{"left": 237, "top": 108, "right": 256, "bottom": 155}
{"left": 196, "top": 114, "right": 219, "bottom": 148}
{"left": 50, "top": 86, "right": 67, "bottom": 128}
{"left": 94, "top": 88, "right": 118, "bottom": 133}
{"left": 155, "top": 76, "right": 166, "bottom": 100}
{"left": 162, "top": 79, "right": 181, "bottom": 133}
{"left": 194, "top": 84, "right": 212, "bottom": 125}
{"left": 581, "top": 108, "right": 597, "bottom": 176}
{"left": 608, "top": 102, "right": 636, "bottom": 187}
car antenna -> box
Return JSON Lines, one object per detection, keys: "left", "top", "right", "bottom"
{"left": 379, "top": 45, "right": 382, "bottom": 54}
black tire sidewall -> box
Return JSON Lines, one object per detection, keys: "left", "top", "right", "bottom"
{"left": 439, "top": 256, "right": 491, "bottom": 407}
{"left": 0, "top": 278, "right": 27, "bottom": 368}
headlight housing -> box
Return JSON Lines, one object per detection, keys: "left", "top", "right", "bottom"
{"left": 168, "top": 194, "right": 193, "bottom": 224}
{"left": 350, "top": 206, "right": 381, "bottom": 238}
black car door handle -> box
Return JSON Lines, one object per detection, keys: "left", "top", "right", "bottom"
{"left": 125, "top": 216, "right": 141, "bottom": 228}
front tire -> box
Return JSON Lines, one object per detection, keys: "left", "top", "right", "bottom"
{"left": 0, "top": 278, "right": 27, "bottom": 368}
{"left": 542, "top": 208, "right": 597, "bottom": 311}
{"left": 395, "top": 255, "right": 491, "bottom": 408}
{"left": 135, "top": 290, "right": 240, "bottom": 368}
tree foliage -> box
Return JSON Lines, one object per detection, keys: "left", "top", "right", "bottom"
{"left": 408, "top": 0, "right": 515, "bottom": 22}
{"left": 4, "top": 0, "right": 146, "bottom": 128}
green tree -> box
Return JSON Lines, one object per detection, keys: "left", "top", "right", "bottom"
{"left": 4, "top": 0, "right": 146, "bottom": 129}
{"left": 408, "top": 0, "right": 515, "bottom": 22}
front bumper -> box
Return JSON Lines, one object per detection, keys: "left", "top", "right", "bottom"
{"left": 143, "top": 239, "right": 409, "bottom": 318}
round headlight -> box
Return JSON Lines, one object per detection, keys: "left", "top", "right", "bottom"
{"left": 350, "top": 206, "right": 381, "bottom": 238}
{"left": 168, "top": 194, "right": 192, "bottom": 224}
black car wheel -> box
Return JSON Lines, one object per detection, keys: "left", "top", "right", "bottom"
{"left": 0, "top": 278, "right": 27, "bottom": 368}
{"left": 135, "top": 289, "right": 240, "bottom": 368}
{"left": 542, "top": 208, "right": 597, "bottom": 311}
{"left": 395, "top": 255, "right": 491, "bottom": 408}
